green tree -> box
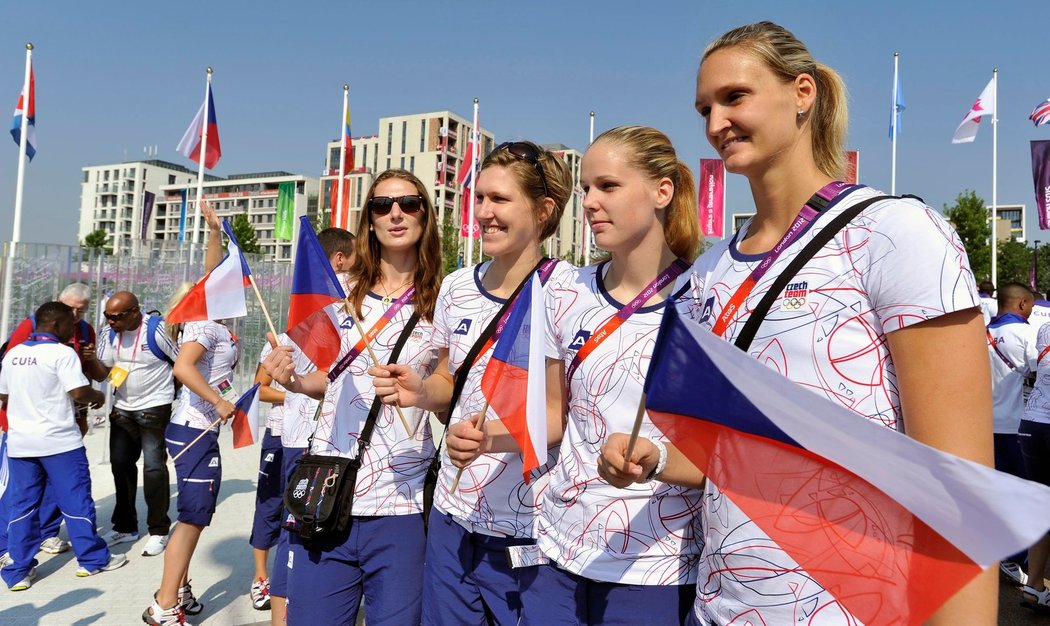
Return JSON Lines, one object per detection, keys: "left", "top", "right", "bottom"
{"left": 441, "top": 213, "right": 461, "bottom": 276}
{"left": 943, "top": 190, "right": 990, "bottom": 281}
{"left": 82, "top": 229, "right": 110, "bottom": 254}
{"left": 231, "top": 212, "right": 260, "bottom": 254}
{"left": 997, "top": 239, "right": 1032, "bottom": 286}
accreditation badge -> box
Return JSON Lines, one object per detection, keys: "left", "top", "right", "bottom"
{"left": 217, "top": 379, "right": 236, "bottom": 401}
{"left": 107, "top": 365, "right": 130, "bottom": 388}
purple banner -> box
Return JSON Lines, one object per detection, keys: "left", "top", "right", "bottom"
{"left": 140, "top": 190, "right": 156, "bottom": 240}
{"left": 1033, "top": 140, "right": 1050, "bottom": 231}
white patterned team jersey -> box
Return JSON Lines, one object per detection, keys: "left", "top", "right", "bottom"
{"left": 1024, "top": 322, "right": 1050, "bottom": 425}
{"left": 280, "top": 340, "right": 320, "bottom": 449}
{"left": 432, "top": 260, "right": 575, "bottom": 538}
{"left": 678, "top": 187, "right": 979, "bottom": 625}
{"left": 309, "top": 291, "right": 438, "bottom": 516}
{"left": 538, "top": 262, "right": 703, "bottom": 585}
{"left": 171, "top": 321, "right": 239, "bottom": 430}
{"left": 258, "top": 341, "right": 286, "bottom": 437}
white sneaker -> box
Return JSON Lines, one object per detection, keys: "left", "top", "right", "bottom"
{"left": 75, "top": 553, "right": 128, "bottom": 577}
{"left": 8, "top": 566, "right": 35, "bottom": 591}
{"left": 39, "top": 536, "right": 71, "bottom": 554}
{"left": 142, "top": 534, "right": 169, "bottom": 557}
{"left": 1024, "top": 585, "right": 1050, "bottom": 609}
{"left": 0, "top": 552, "right": 12, "bottom": 568}
{"left": 142, "top": 600, "right": 190, "bottom": 626}
{"left": 178, "top": 580, "right": 204, "bottom": 616}
{"left": 101, "top": 529, "right": 139, "bottom": 546}
{"left": 1001, "top": 561, "right": 1029, "bottom": 586}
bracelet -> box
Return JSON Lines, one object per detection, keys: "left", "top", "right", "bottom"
{"left": 644, "top": 439, "right": 669, "bottom": 482}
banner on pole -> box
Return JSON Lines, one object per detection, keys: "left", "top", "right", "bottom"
{"left": 1033, "top": 140, "right": 1050, "bottom": 231}
{"left": 275, "top": 182, "right": 296, "bottom": 241}
{"left": 698, "top": 159, "right": 725, "bottom": 238}
{"left": 460, "top": 192, "right": 480, "bottom": 239}
{"left": 845, "top": 150, "right": 860, "bottom": 184}
{"left": 178, "top": 189, "right": 188, "bottom": 242}
{"left": 140, "top": 191, "right": 155, "bottom": 240}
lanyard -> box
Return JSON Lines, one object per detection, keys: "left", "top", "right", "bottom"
{"left": 1038, "top": 344, "right": 1050, "bottom": 365}
{"left": 565, "top": 258, "right": 690, "bottom": 381}
{"left": 987, "top": 330, "right": 1016, "bottom": 370}
{"left": 327, "top": 286, "right": 415, "bottom": 382}
{"left": 710, "top": 181, "right": 851, "bottom": 338}
{"left": 116, "top": 324, "right": 142, "bottom": 364}
{"left": 27, "top": 332, "right": 61, "bottom": 344}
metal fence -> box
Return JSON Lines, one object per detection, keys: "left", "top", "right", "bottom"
{"left": 0, "top": 239, "right": 294, "bottom": 390}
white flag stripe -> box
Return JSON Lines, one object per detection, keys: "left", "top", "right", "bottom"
{"left": 524, "top": 276, "right": 547, "bottom": 467}
{"left": 681, "top": 317, "right": 1050, "bottom": 567}
{"left": 203, "top": 240, "right": 248, "bottom": 319}
{"left": 176, "top": 98, "right": 206, "bottom": 158}
{"left": 952, "top": 77, "right": 996, "bottom": 144}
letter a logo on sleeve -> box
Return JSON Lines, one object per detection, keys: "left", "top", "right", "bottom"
{"left": 454, "top": 319, "right": 473, "bottom": 335}
{"left": 569, "top": 330, "right": 591, "bottom": 350}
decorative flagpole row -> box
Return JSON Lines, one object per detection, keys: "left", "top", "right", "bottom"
{"left": 0, "top": 42, "right": 33, "bottom": 341}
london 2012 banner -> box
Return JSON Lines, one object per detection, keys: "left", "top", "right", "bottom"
{"left": 698, "top": 159, "right": 724, "bottom": 238}
{"left": 1033, "top": 141, "right": 1050, "bottom": 230}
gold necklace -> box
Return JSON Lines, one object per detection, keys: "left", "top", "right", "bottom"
{"left": 379, "top": 276, "right": 413, "bottom": 306}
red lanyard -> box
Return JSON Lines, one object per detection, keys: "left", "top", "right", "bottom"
{"left": 116, "top": 325, "right": 142, "bottom": 364}
{"left": 328, "top": 287, "right": 415, "bottom": 382}
{"left": 711, "top": 181, "right": 852, "bottom": 338}
{"left": 566, "top": 258, "right": 690, "bottom": 381}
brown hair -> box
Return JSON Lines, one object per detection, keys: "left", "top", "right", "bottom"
{"left": 592, "top": 126, "right": 700, "bottom": 260}
{"left": 317, "top": 227, "right": 355, "bottom": 259}
{"left": 164, "top": 281, "right": 194, "bottom": 344}
{"left": 479, "top": 141, "right": 571, "bottom": 241}
{"left": 703, "top": 21, "right": 848, "bottom": 179}
{"left": 348, "top": 169, "right": 441, "bottom": 322}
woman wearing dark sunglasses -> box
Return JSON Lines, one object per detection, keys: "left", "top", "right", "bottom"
{"left": 263, "top": 169, "right": 441, "bottom": 626}
{"left": 372, "top": 141, "right": 575, "bottom": 625}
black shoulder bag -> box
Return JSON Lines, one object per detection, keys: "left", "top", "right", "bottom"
{"left": 283, "top": 312, "right": 421, "bottom": 546}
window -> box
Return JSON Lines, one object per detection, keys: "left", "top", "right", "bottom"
{"left": 387, "top": 123, "right": 393, "bottom": 154}
{"left": 401, "top": 121, "right": 407, "bottom": 153}
{"left": 168, "top": 174, "right": 176, "bottom": 184}
{"left": 386, "top": 158, "right": 391, "bottom": 171}
{"left": 409, "top": 156, "right": 415, "bottom": 172}
{"left": 362, "top": 145, "right": 368, "bottom": 169}
{"left": 420, "top": 119, "right": 426, "bottom": 152}
{"left": 400, "top": 157, "right": 405, "bottom": 169}
{"left": 356, "top": 182, "right": 363, "bottom": 206}
{"left": 268, "top": 199, "right": 275, "bottom": 208}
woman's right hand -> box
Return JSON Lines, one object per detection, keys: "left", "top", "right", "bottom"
{"left": 213, "top": 397, "right": 236, "bottom": 424}
{"left": 447, "top": 416, "right": 486, "bottom": 468}
{"left": 370, "top": 364, "right": 426, "bottom": 408}
{"left": 262, "top": 336, "right": 299, "bottom": 389}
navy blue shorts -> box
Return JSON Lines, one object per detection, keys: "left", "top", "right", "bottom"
{"left": 165, "top": 422, "right": 222, "bottom": 527}
{"left": 249, "top": 429, "right": 284, "bottom": 550}
{"left": 271, "top": 446, "right": 305, "bottom": 598}
{"left": 1020, "top": 420, "right": 1050, "bottom": 486}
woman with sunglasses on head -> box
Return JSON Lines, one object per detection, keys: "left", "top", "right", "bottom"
{"left": 372, "top": 141, "right": 574, "bottom": 625}
{"left": 262, "top": 169, "right": 441, "bottom": 626}
{"left": 599, "top": 22, "right": 994, "bottom": 626}
{"left": 144, "top": 204, "right": 239, "bottom": 626}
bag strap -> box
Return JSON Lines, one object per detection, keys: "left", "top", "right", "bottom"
{"left": 145, "top": 315, "right": 175, "bottom": 366}
{"left": 734, "top": 195, "right": 894, "bottom": 352}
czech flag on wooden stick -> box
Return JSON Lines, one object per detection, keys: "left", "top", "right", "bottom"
{"left": 287, "top": 216, "right": 346, "bottom": 370}
{"left": 167, "top": 219, "right": 252, "bottom": 323}
{"left": 479, "top": 273, "right": 546, "bottom": 482}
{"left": 231, "top": 383, "right": 261, "bottom": 448}
{"left": 645, "top": 305, "right": 1050, "bottom": 626}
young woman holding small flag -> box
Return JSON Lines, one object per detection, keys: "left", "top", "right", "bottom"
{"left": 262, "top": 169, "right": 441, "bottom": 626}
{"left": 599, "top": 21, "right": 995, "bottom": 626}
{"left": 372, "top": 143, "right": 574, "bottom": 625}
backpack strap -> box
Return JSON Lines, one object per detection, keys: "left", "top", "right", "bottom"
{"left": 144, "top": 315, "right": 175, "bottom": 366}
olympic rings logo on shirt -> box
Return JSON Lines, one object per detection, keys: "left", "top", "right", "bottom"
{"left": 781, "top": 296, "right": 807, "bottom": 310}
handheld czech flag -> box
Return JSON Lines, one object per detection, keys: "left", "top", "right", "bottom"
{"left": 167, "top": 219, "right": 252, "bottom": 323}
{"left": 479, "top": 272, "right": 547, "bottom": 482}
{"left": 177, "top": 83, "right": 221, "bottom": 169}
{"left": 287, "top": 217, "right": 347, "bottom": 370}
{"left": 644, "top": 305, "right": 1050, "bottom": 626}
{"left": 10, "top": 62, "right": 35, "bottom": 160}
{"left": 231, "top": 383, "right": 261, "bottom": 448}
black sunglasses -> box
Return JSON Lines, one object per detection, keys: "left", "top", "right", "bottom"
{"left": 495, "top": 142, "right": 550, "bottom": 198}
{"left": 368, "top": 195, "right": 424, "bottom": 215}
{"left": 105, "top": 306, "right": 138, "bottom": 322}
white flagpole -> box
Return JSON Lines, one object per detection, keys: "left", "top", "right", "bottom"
{"left": 466, "top": 98, "right": 479, "bottom": 265}
{"left": 336, "top": 84, "right": 349, "bottom": 230}
{"left": 1, "top": 43, "right": 33, "bottom": 340}
{"left": 191, "top": 68, "right": 212, "bottom": 265}
{"left": 583, "top": 111, "right": 595, "bottom": 264}
{"left": 991, "top": 68, "right": 998, "bottom": 286}
{"left": 891, "top": 52, "right": 899, "bottom": 196}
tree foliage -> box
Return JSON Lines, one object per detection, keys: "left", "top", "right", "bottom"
{"left": 82, "top": 229, "right": 110, "bottom": 253}
{"left": 231, "top": 212, "right": 260, "bottom": 254}
{"left": 943, "top": 190, "right": 991, "bottom": 282}
{"left": 441, "top": 213, "right": 461, "bottom": 277}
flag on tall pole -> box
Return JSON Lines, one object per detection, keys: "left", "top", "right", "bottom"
{"left": 1, "top": 43, "right": 35, "bottom": 341}
{"left": 458, "top": 98, "right": 481, "bottom": 263}
{"left": 889, "top": 52, "right": 902, "bottom": 195}
{"left": 167, "top": 219, "right": 253, "bottom": 323}
{"left": 645, "top": 305, "right": 1050, "bottom": 626}
{"left": 1030, "top": 98, "right": 1050, "bottom": 127}
{"left": 953, "top": 72, "right": 999, "bottom": 284}
{"left": 583, "top": 111, "right": 596, "bottom": 264}
{"left": 952, "top": 76, "right": 996, "bottom": 144}
{"left": 176, "top": 68, "right": 220, "bottom": 248}
{"left": 274, "top": 182, "right": 296, "bottom": 241}
{"left": 335, "top": 84, "right": 352, "bottom": 231}
{"left": 9, "top": 57, "right": 35, "bottom": 161}
{"left": 140, "top": 191, "right": 156, "bottom": 240}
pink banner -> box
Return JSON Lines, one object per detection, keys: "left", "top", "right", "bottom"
{"left": 1033, "top": 140, "right": 1050, "bottom": 230}
{"left": 845, "top": 150, "right": 859, "bottom": 184}
{"left": 460, "top": 191, "right": 480, "bottom": 238}
{"left": 698, "top": 159, "right": 725, "bottom": 238}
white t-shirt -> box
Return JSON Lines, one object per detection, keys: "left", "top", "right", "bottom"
{"left": 988, "top": 314, "right": 1038, "bottom": 434}
{"left": 431, "top": 260, "right": 574, "bottom": 538}
{"left": 1029, "top": 300, "right": 1050, "bottom": 329}
{"left": 97, "top": 313, "right": 178, "bottom": 411}
{"left": 0, "top": 337, "right": 90, "bottom": 458}
{"left": 259, "top": 341, "right": 286, "bottom": 437}
{"left": 279, "top": 339, "right": 319, "bottom": 449}
{"left": 538, "top": 262, "right": 702, "bottom": 585}
{"left": 171, "top": 321, "right": 239, "bottom": 430}
{"left": 310, "top": 291, "right": 438, "bottom": 516}
{"left": 1024, "top": 322, "right": 1050, "bottom": 425}
{"left": 979, "top": 295, "right": 998, "bottom": 325}
{"left": 680, "top": 187, "right": 979, "bottom": 625}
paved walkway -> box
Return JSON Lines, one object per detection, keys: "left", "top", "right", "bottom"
{"left": 0, "top": 421, "right": 270, "bottom": 625}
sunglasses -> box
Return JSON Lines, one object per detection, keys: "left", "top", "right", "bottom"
{"left": 105, "top": 306, "right": 138, "bottom": 322}
{"left": 495, "top": 142, "right": 550, "bottom": 198}
{"left": 368, "top": 195, "right": 424, "bottom": 215}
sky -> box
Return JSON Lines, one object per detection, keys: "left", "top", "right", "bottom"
{"left": 1, "top": 0, "right": 1048, "bottom": 246}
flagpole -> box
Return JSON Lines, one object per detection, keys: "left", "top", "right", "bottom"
{"left": 345, "top": 307, "right": 413, "bottom": 434}
{"left": 189, "top": 68, "right": 212, "bottom": 268}
{"left": 622, "top": 393, "right": 647, "bottom": 470}
{"left": 451, "top": 400, "right": 490, "bottom": 492}
{"left": 170, "top": 417, "right": 222, "bottom": 464}
{"left": 583, "top": 111, "right": 595, "bottom": 264}
{"left": 466, "top": 98, "right": 479, "bottom": 265}
{"left": 992, "top": 68, "right": 998, "bottom": 286}
{"left": 1, "top": 43, "right": 33, "bottom": 340}
{"left": 891, "top": 52, "right": 899, "bottom": 196}
{"left": 336, "top": 84, "right": 349, "bottom": 230}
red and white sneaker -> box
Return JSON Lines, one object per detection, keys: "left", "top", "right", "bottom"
{"left": 177, "top": 580, "right": 203, "bottom": 616}
{"left": 249, "top": 577, "right": 271, "bottom": 610}
{"left": 142, "top": 600, "right": 188, "bottom": 626}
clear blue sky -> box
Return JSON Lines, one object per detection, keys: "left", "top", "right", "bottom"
{"left": 1, "top": 0, "right": 1047, "bottom": 246}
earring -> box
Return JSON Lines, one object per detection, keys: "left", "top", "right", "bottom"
{"left": 797, "top": 109, "right": 806, "bottom": 119}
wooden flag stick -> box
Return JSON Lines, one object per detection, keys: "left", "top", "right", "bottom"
{"left": 451, "top": 400, "right": 489, "bottom": 492}
{"left": 622, "top": 393, "right": 647, "bottom": 472}
{"left": 347, "top": 307, "right": 414, "bottom": 435}
{"left": 170, "top": 417, "right": 221, "bottom": 464}
{"left": 247, "top": 274, "right": 294, "bottom": 383}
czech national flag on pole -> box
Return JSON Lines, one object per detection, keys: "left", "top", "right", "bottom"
{"left": 645, "top": 306, "right": 1050, "bottom": 625}
{"left": 177, "top": 83, "right": 221, "bottom": 169}
{"left": 231, "top": 383, "right": 261, "bottom": 448}
{"left": 479, "top": 273, "right": 547, "bottom": 482}
{"left": 167, "top": 219, "right": 252, "bottom": 323}
{"left": 287, "top": 216, "right": 346, "bottom": 370}
{"left": 10, "top": 62, "right": 35, "bottom": 161}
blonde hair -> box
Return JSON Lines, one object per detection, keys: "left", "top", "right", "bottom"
{"left": 592, "top": 126, "right": 700, "bottom": 260}
{"left": 703, "top": 21, "right": 848, "bottom": 179}
{"left": 480, "top": 141, "right": 571, "bottom": 241}
{"left": 165, "top": 281, "right": 193, "bottom": 344}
